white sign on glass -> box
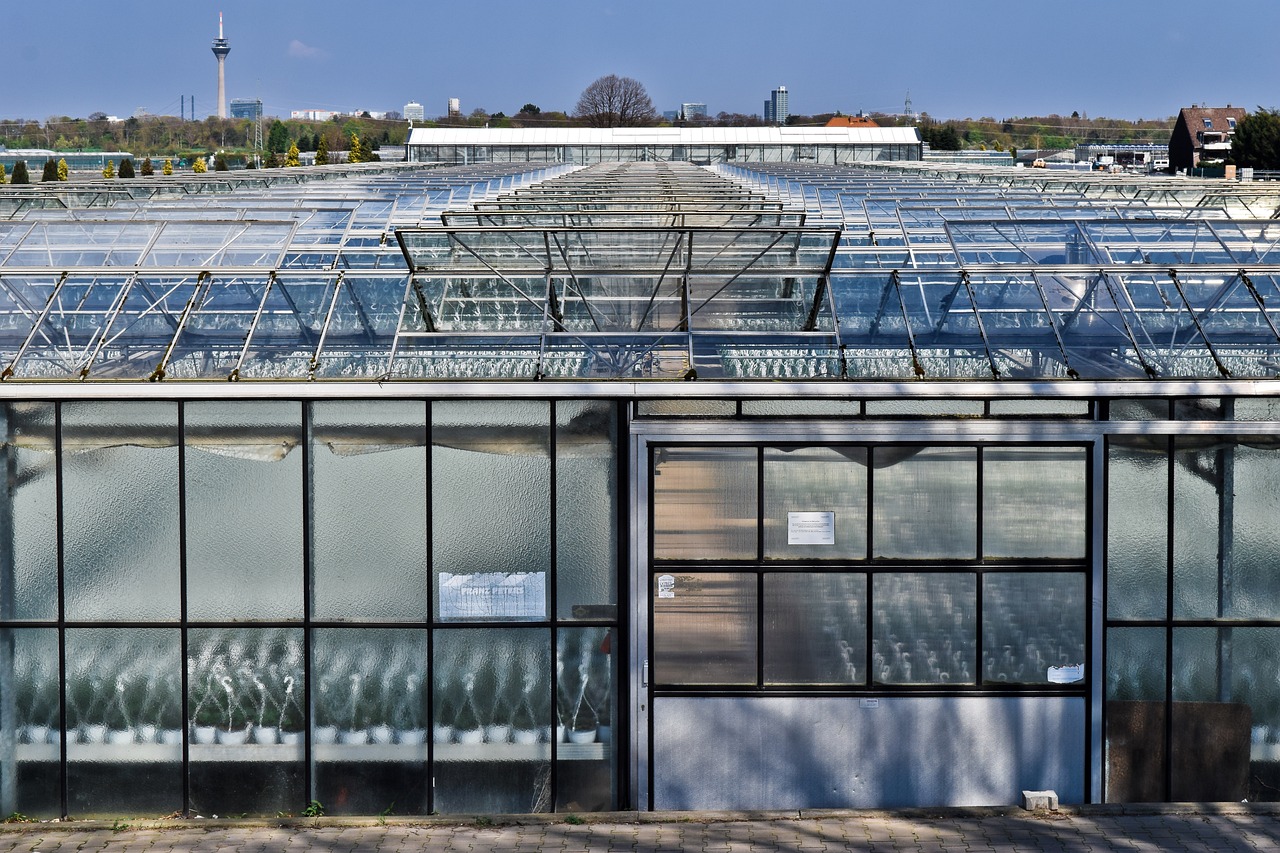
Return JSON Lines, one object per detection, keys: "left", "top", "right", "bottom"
{"left": 1047, "top": 663, "right": 1085, "bottom": 684}
{"left": 788, "top": 511, "right": 835, "bottom": 546}
{"left": 438, "top": 571, "right": 546, "bottom": 620}
{"left": 657, "top": 574, "right": 676, "bottom": 599}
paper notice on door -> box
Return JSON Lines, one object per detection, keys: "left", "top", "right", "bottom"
{"left": 657, "top": 574, "right": 676, "bottom": 599}
{"left": 1048, "top": 663, "right": 1085, "bottom": 684}
{"left": 788, "top": 511, "right": 835, "bottom": 545}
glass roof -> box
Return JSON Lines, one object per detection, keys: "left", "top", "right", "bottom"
{"left": 0, "top": 158, "right": 1279, "bottom": 383}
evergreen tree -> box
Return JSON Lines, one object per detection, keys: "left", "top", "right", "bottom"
{"left": 348, "top": 132, "right": 365, "bottom": 163}
{"left": 193, "top": 157, "right": 207, "bottom": 174}
{"left": 1233, "top": 109, "right": 1280, "bottom": 170}
{"left": 315, "top": 134, "right": 330, "bottom": 166}
{"left": 214, "top": 153, "right": 229, "bottom": 171}
{"left": 57, "top": 159, "right": 69, "bottom": 181}
{"left": 11, "top": 161, "right": 29, "bottom": 183}
{"left": 0, "top": 164, "right": 6, "bottom": 184}
{"left": 118, "top": 158, "right": 135, "bottom": 178}
{"left": 267, "top": 120, "right": 289, "bottom": 154}
{"left": 102, "top": 160, "right": 115, "bottom": 179}
{"left": 140, "top": 157, "right": 154, "bottom": 177}
{"left": 42, "top": 159, "right": 58, "bottom": 182}
{"left": 162, "top": 159, "right": 174, "bottom": 176}
{"left": 285, "top": 141, "right": 300, "bottom": 167}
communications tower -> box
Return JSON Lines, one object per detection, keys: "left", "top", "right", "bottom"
{"left": 211, "top": 13, "right": 230, "bottom": 118}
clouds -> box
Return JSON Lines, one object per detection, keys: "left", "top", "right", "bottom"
{"left": 287, "top": 40, "right": 326, "bottom": 60}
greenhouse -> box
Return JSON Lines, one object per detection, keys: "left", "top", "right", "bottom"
{"left": 3, "top": 155, "right": 1280, "bottom": 818}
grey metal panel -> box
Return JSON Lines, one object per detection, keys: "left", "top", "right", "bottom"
{"left": 652, "top": 695, "right": 1086, "bottom": 810}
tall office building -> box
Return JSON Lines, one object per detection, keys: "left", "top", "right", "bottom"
{"left": 681, "top": 103, "right": 708, "bottom": 121}
{"left": 404, "top": 102, "right": 425, "bottom": 122}
{"left": 229, "top": 99, "right": 262, "bottom": 121}
{"left": 765, "top": 85, "right": 788, "bottom": 125}
{"left": 447, "top": 98, "right": 461, "bottom": 117}
{"left": 211, "top": 13, "right": 231, "bottom": 119}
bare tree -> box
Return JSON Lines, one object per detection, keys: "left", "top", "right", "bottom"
{"left": 574, "top": 75, "right": 657, "bottom": 127}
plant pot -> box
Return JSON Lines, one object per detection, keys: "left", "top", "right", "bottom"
{"left": 512, "top": 728, "right": 538, "bottom": 745}
{"left": 136, "top": 724, "right": 158, "bottom": 744}
{"left": 338, "top": 728, "right": 367, "bottom": 745}
{"left": 81, "top": 724, "right": 108, "bottom": 744}
{"left": 369, "top": 724, "right": 394, "bottom": 745}
{"left": 568, "top": 727, "right": 597, "bottom": 744}
{"left": 454, "top": 727, "right": 483, "bottom": 745}
{"left": 313, "top": 725, "right": 338, "bottom": 744}
{"left": 160, "top": 729, "right": 184, "bottom": 746}
{"left": 254, "top": 725, "right": 279, "bottom": 745}
{"left": 484, "top": 724, "right": 511, "bottom": 744}
{"left": 397, "top": 728, "right": 427, "bottom": 745}
{"left": 433, "top": 724, "right": 453, "bottom": 744}
{"left": 192, "top": 725, "right": 218, "bottom": 745}
{"left": 218, "top": 727, "right": 250, "bottom": 746}
{"left": 280, "top": 730, "right": 304, "bottom": 746}
{"left": 596, "top": 724, "right": 612, "bottom": 743}
{"left": 106, "top": 728, "right": 134, "bottom": 745}
{"left": 22, "top": 725, "right": 50, "bottom": 745}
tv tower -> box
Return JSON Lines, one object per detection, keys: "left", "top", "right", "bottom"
{"left": 211, "top": 12, "right": 230, "bottom": 118}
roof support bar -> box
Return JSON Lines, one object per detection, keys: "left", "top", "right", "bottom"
{"left": 1165, "top": 268, "right": 1232, "bottom": 378}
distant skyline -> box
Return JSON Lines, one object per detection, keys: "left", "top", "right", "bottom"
{"left": 6, "top": 1, "right": 1279, "bottom": 124}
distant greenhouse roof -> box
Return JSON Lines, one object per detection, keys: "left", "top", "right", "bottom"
{"left": 0, "top": 158, "right": 1279, "bottom": 387}
{"left": 406, "top": 126, "right": 921, "bottom": 147}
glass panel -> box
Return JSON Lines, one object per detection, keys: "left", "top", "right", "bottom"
{"left": 740, "top": 400, "right": 861, "bottom": 417}
{"left": 872, "top": 573, "right": 976, "bottom": 685}
{"left": 652, "top": 447, "right": 757, "bottom": 561}
{"left": 987, "top": 399, "right": 1090, "bottom": 417}
{"left": 872, "top": 446, "right": 977, "bottom": 560}
{"left": 653, "top": 573, "right": 757, "bottom": 686}
{"left": 65, "top": 628, "right": 182, "bottom": 817}
{"left": 982, "top": 573, "right": 1086, "bottom": 685}
{"left": 432, "top": 628, "right": 552, "bottom": 814}
{"left": 1108, "top": 399, "right": 1170, "bottom": 420}
{"left": 556, "top": 402, "right": 617, "bottom": 622}
{"left": 635, "top": 400, "right": 737, "bottom": 417}
{"left": 2, "top": 404, "right": 57, "bottom": 621}
{"left": 1173, "top": 628, "right": 1280, "bottom": 802}
{"left": 185, "top": 402, "right": 303, "bottom": 621}
{"left": 865, "top": 399, "right": 984, "bottom": 417}
{"left": 1104, "top": 627, "right": 1166, "bottom": 803}
{"left": 983, "top": 447, "right": 1087, "bottom": 559}
{"left": 1234, "top": 398, "right": 1280, "bottom": 420}
{"left": 433, "top": 402, "right": 550, "bottom": 622}
{"left": 312, "top": 628, "right": 428, "bottom": 815}
{"left": 555, "top": 627, "right": 616, "bottom": 811}
{"left": 311, "top": 401, "right": 428, "bottom": 622}
{"left": 1175, "top": 442, "right": 1280, "bottom": 620}
{"left": 1, "top": 628, "right": 60, "bottom": 817}
{"left": 1106, "top": 440, "right": 1168, "bottom": 620}
{"left": 187, "top": 628, "right": 305, "bottom": 816}
{"left": 763, "top": 446, "right": 866, "bottom": 561}
{"left": 764, "top": 573, "right": 866, "bottom": 685}
{"left": 62, "top": 402, "right": 180, "bottom": 621}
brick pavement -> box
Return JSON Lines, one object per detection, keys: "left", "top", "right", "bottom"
{"left": 1, "top": 806, "right": 1278, "bottom": 852}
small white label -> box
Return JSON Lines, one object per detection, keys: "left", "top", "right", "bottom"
{"left": 788, "top": 511, "right": 836, "bottom": 546}
{"left": 859, "top": 698, "right": 880, "bottom": 710}
{"left": 657, "top": 574, "right": 676, "bottom": 599}
{"left": 1048, "top": 663, "right": 1085, "bottom": 684}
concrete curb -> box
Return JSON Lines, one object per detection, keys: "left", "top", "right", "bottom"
{"left": 3, "top": 801, "right": 1280, "bottom": 833}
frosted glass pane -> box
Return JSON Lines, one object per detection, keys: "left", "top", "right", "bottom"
{"left": 62, "top": 402, "right": 180, "bottom": 621}
{"left": 764, "top": 573, "right": 866, "bottom": 685}
{"left": 1175, "top": 443, "right": 1280, "bottom": 621}
{"left": 1108, "top": 399, "right": 1170, "bottom": 420}
{"left": 185, "top": 402, "right": 303, "bottom": 621}
{"left": 982, "top": 573, "right": 1086, "bottom": 685}
{"left": 3, "top": 403, "right": 57, "bottom": 621}
{"left": 872, "top": 447, "right": 977, "bottom": 559}
{"left": 1106, "top": 627, "right": 1165, "bottom": 701}
{"left": 653, "top": 573, "right": 757, "bottom": 686}
{"left": 764, "top": 447, "right": 867, "bottom": 561}
{"left": 432, "top": 628, "right": 551, "bottom": 814}
{"left": 652, "top": 447, "right": 757, "bottom": 560}
{"left": 555, "top": 627, "right": 615, "bottom": 812}
{"left": 556, "top": 402, "right": 617, "bottom": 621}
{"left": 65, "top": 628, "right": 181, "bottom": 817}
{"left": 433, "top": 402, "right": 550, "bottom": 621}
{"left": 311, "top": 401, "right": 427, "bottom": 622}
{"left": 1106, "top": 442, "right": 1168, "bottom": 620}
{"left": 313, "top": 628, "right": 428, "bottom": 815}
{"left": 2, "top": 628, "right": 60, "bottom": 817}
{"left": 865, "top": 399, "right": 984, "bottom": 417}
{"left": 983, "top": 447, "right": 1087, "bottom": 559}
{"left": 187, "top": 627, "right": 305, "bottom": 816}
{"left": 987, "top": 399, "right": 1091, "bottom": 417}
{"left": 1104, "top": 627, "right": 1166, "bottom": 803}
{"left": 872, "top": 573, "right": 976, "bottom": 685}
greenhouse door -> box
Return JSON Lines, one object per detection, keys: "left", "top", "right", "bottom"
{"left": 635, "top": 438, "right": 1093, "bottom": 811}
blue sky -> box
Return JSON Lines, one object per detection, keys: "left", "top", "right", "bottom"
{"left": 7, "top": 1, "right": 1278, "bottom": 122}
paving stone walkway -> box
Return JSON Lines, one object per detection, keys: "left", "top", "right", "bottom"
{"left": 1, "top": 806, "right": 1278, "bottom": 852}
